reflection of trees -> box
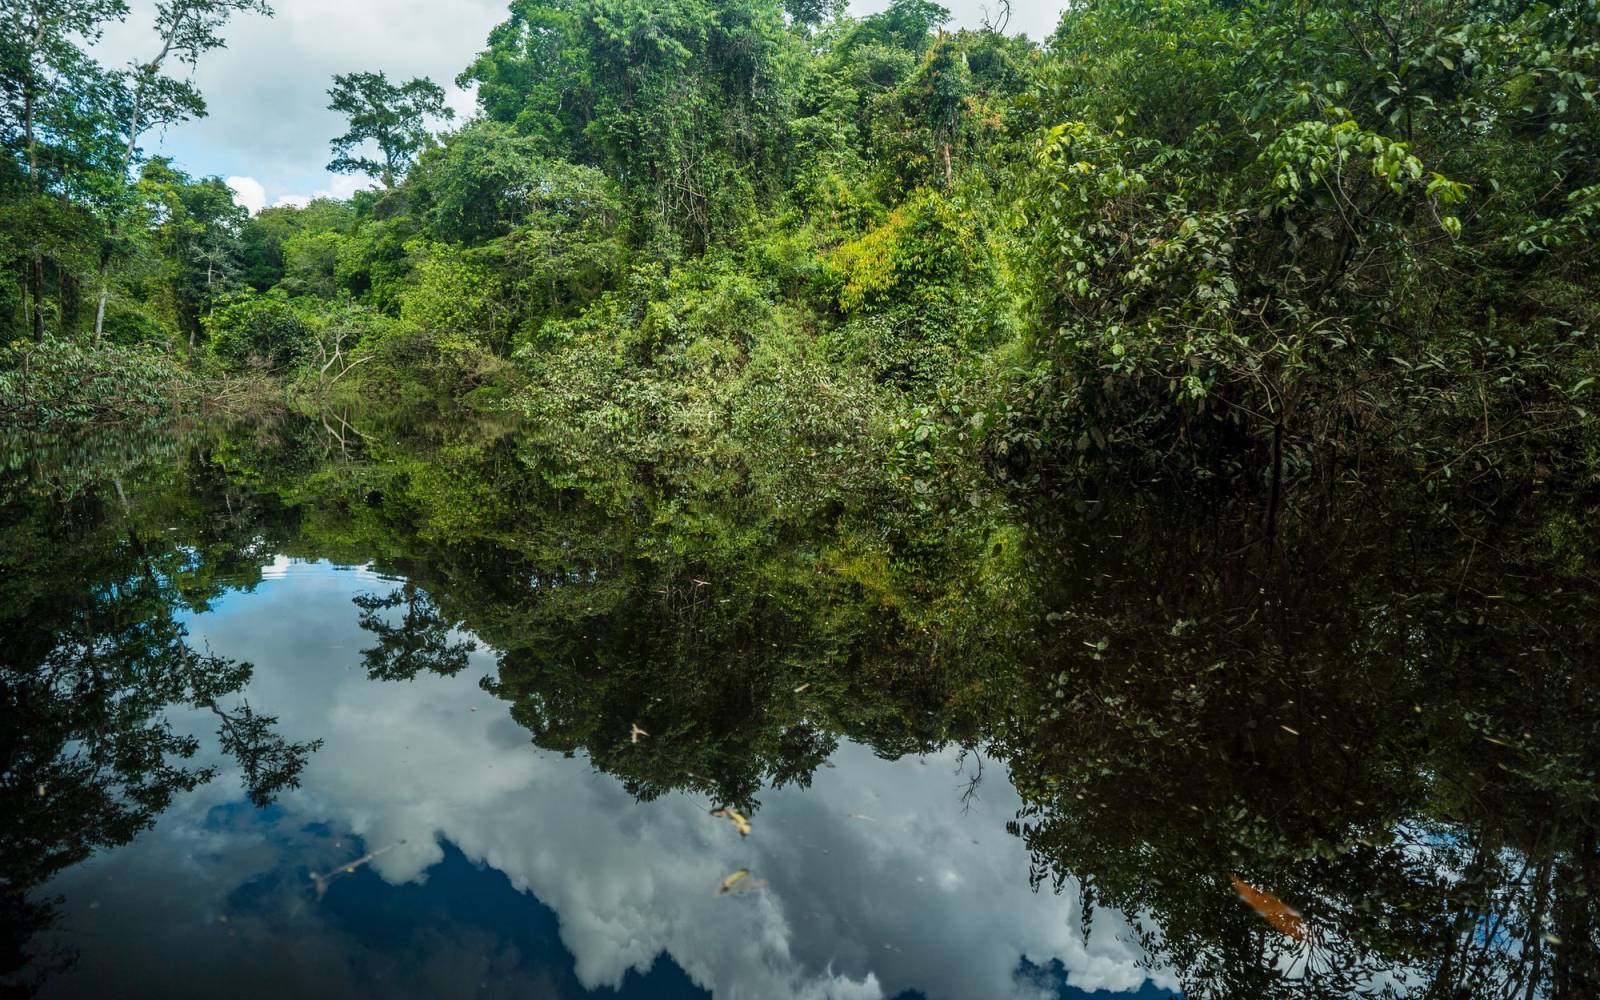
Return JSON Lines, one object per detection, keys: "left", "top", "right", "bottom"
{"left": 10, "top": 408, "right": 1593, "bottom": 998}
{"left": 353, "top": 583, "right": 476, "bottom": 681}
{"left": 0, "top": 447, "right": 322, "bottom": 993}
{"left": 483, "top": 559, "right": 857, "bottom": 809}
{"left": 365, "top": 417, "right": 1596, "bottom": 998}
{"left": 993, "top": 473, "right": 1600, "bottom": 999}
{"left": 258, "top": 413, "right": 998, "bottom": 810}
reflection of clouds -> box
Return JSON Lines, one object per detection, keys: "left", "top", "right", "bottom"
{"left": 43, "top": 564, "right": 1174, "bottom": 999}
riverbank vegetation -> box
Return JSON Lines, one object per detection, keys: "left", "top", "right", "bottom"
{"left": 4, "top": 0, "right": 1595, "bottom": 520}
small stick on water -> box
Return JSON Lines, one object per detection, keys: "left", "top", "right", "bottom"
{"left": 310, "top": 839, "right": 407, "bottom": 898}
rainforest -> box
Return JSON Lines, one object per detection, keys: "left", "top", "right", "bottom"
{"left": 1, "top": 1, "right": 1597, "bottom": 998}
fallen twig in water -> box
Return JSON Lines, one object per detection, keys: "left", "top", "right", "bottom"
{"left": 311, "top": 839, "right": 407, "bottom": 898}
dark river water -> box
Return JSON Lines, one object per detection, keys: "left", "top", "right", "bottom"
{"left": 2, "top": 413, "right": 1595, "bottom": 999}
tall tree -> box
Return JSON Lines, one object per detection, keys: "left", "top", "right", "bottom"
{"left": 783, "top": 0, "right": 844, "bottom": 28}
{"left": 92, "top": 0, "right": 272, "bottom": 343}
{"left": 326, "top": 71, "right": 453, "bottom": 190}
{"left": 0, "top": 0, "right": 126, "bottom": 340}
{"left": 136, "top": 157, "right": 245, "bottom": 344}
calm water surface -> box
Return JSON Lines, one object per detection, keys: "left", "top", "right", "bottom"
{"left": 32, "top": 558, "right": 1163, "bottom": 1000}
{"left": 2, "top": 415, "right": 1595, "bottom": 999}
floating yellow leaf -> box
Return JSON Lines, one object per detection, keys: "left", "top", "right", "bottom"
{"left": 710, "top": 806, "right": 752, "bottom": 837}
{"left": 717, "top": 869, "right": 768, "bottom": 895}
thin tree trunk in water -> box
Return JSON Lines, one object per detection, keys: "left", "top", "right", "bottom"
{"left": 1522, "top": 852, "right": 1553, "bottom": 1000}
{"left": 1265, "top": 419, "right": 1284, "bottom": 540}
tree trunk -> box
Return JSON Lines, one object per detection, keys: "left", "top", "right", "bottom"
{"left": 95, "top": 65, "right": 151, "bottom": 345}
{"left": 61, "top": 268, "right": 81, "bottom": 333}
{"left": 20, "top": 266, "right": 33, "bottom": 335}
{"left": 30, "top": 257, "right": 45, "bottom": 342}
{"left": 25, "top": 75, "right": 44, "bottom": 342}
{"left": 1265, "top": 418, "right": 1284, "bottom": 540}
{"left": 94, "top": 281, "right": 109, "bottom": 346}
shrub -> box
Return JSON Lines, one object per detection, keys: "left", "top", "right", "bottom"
{"left": 206, "top": 293, "right": 315, "bottom": 371}
{"left": 0, "top": 338, "right": 187, "bottom": 429}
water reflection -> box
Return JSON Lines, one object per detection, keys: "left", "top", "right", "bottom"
{"left": 0, "top": 437, "right": 320, "bottom": 997}
{"left": 22, "top": 560, "right": 1161, "bottom": 999}
{"left": 1, "top": 412, "right": 1595, "bottom": 999}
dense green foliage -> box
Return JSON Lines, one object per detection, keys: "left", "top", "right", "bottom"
{"left": 5, "top": 0, "right": 1594, "bottom": 517}
{"left": 2, "top": 0, "right": 1597, "bottom": 994}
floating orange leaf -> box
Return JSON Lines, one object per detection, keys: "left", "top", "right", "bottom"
{"left": 1230, "top": 873, "right": 1308, "bottom": 941}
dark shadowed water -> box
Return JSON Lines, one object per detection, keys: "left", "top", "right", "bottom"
{"left": 2, "top": 413, "right": 1595, "bottom": 999}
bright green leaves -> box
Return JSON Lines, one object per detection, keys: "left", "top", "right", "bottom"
{"left": 1019, "top": 121, "right": 1153, "bottom": 306}
{"left": 826, "top": 190, "right": 980, "bottom": 313}
{"left": 1262, "top": 119, "right": 1428, "bottom": 205}
{"left": 1004, "top": 0, "right": 1600, "bottom": 499}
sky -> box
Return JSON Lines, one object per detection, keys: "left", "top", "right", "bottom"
{"left": 88, "top": 0, "right": 1065, "bottom": 214}
{"left": 37, "top": 558, "right": 1176, "bottom": 1000}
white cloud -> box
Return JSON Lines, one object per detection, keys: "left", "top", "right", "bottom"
{"left": 92, "top": 0, "right": 506, "bottom": 200}
{"left": 848, "top": 1, "right": 1063, "bottom": 38}
{"left": 273, "top": 174, "right": 375, "bottom": 209}
{"left": 322, "top": 174, "right": 373, "bottom": 200}
{"left": 226, "top": 175, "right": 267, "bottom": 214}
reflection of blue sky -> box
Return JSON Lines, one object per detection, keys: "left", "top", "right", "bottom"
{"left": 36, "top": 561, "right": 1178, "bottom": 1000}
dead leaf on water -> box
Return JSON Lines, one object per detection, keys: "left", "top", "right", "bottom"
{"left": 1230, "top": 873, "right": 1308, "bottom": 941}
